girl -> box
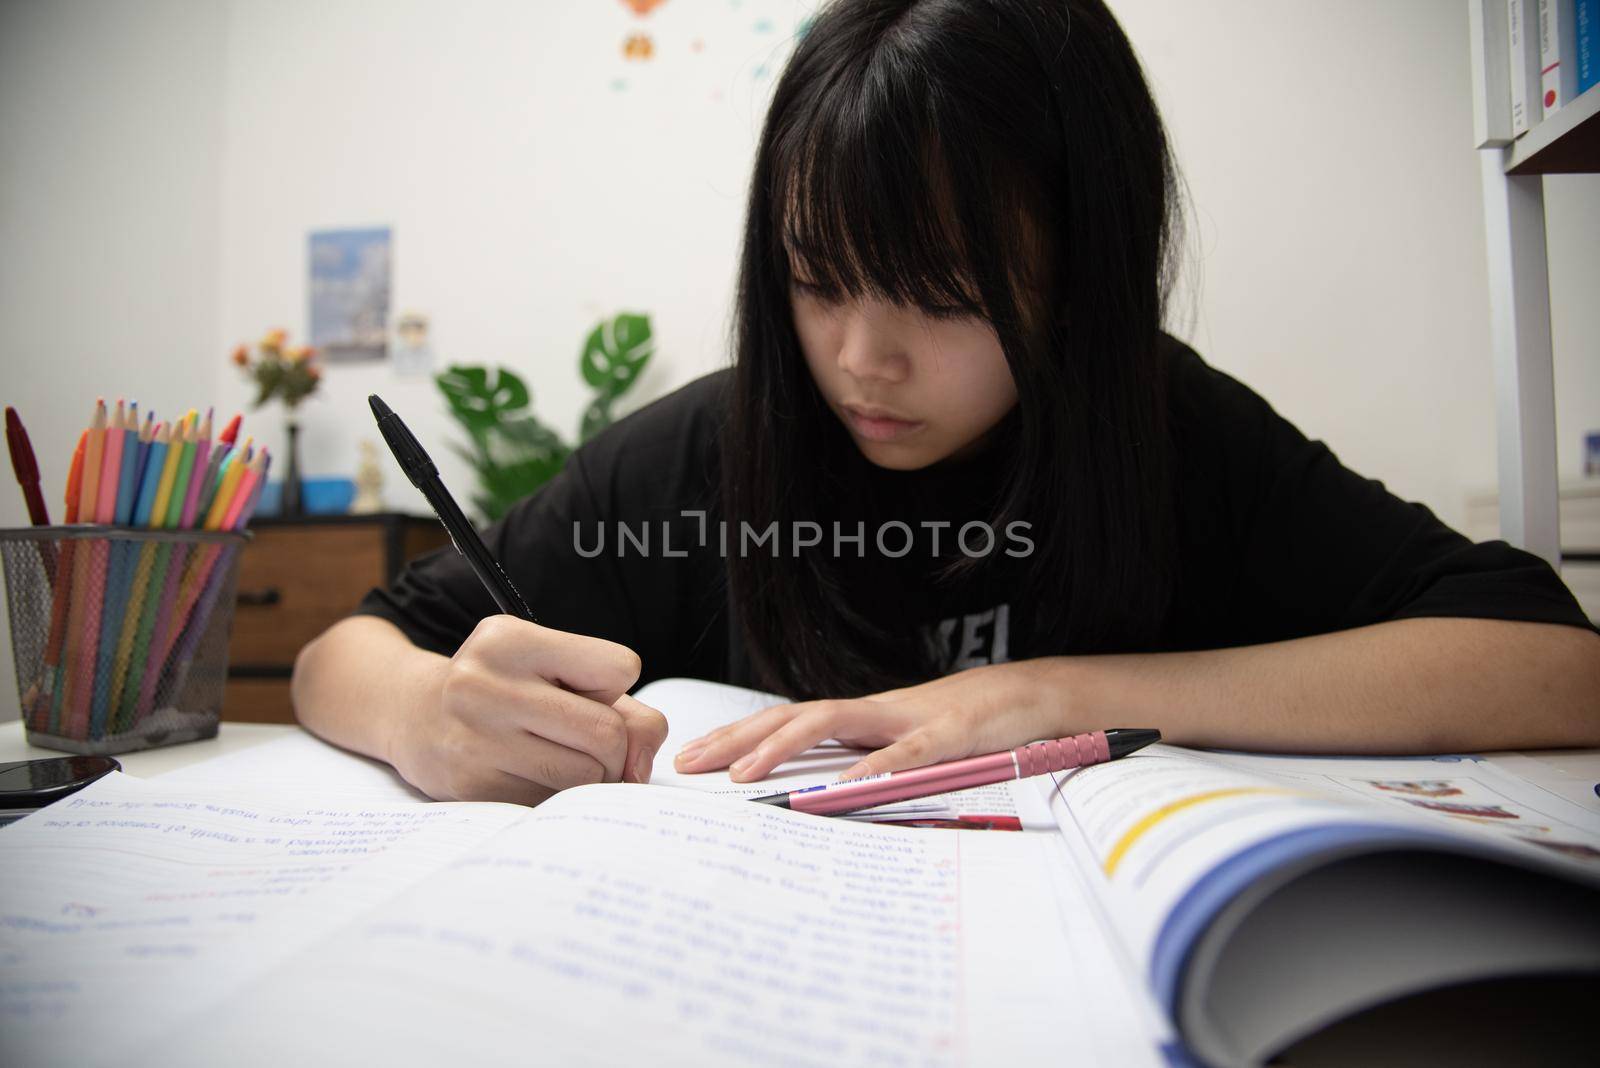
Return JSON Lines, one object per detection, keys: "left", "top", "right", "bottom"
{"left": 292, "top": 0, "right": 1600, "bottom": 805}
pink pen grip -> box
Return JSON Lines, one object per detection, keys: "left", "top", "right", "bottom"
{"left": 787, "top": 730, "right": 1112, "bottom": 817}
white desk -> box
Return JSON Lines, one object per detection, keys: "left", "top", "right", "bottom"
{"left": 2, "top": 720, "right": 1597, "bottom": 1068}
{"left": 0, "top": 719, "right": 297, "bottom": 777}
{"left": 2, "top": 718, "right": 1596, "bottom": 806}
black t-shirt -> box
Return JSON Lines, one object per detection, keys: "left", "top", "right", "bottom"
{"left": 355, "top": 337, "right": 1597, "bottom": 692}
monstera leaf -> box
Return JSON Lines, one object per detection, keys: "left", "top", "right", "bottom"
{"left": 580, "top": 313, "right": 653, "bottom": 400}
{"left": 436, "top": 312, "right": 656, "bottom": 522}
{"left": 580, "top": 397, "right": 613, "bottom": 444}
{"left": 435, "top": 366, "right": 532, "bottom": 439}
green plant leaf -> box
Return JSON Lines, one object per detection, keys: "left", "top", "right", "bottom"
{"left": 476, "top": 455, "right": 566, "bottom": 520}
{"left": 579, "top": 313, "right": 653, "bottom": 400}
{"left": 496, "top": 415, "right": 567, "bottom": 456}
{"left": 436, "top": 365, "right": 532, "bottom": 434}
{"left": 579, "top": 397, "right": 613, "bottom": 443}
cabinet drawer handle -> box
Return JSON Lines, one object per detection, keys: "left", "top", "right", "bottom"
{"left": 237, "top": 587, "right": 282, "bottom": 607}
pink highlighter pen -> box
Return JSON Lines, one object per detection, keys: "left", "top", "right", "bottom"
{"left": 751, "top": 728, "right": 1160, "bottom": 818}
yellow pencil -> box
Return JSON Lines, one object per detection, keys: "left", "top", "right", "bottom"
{"left": 148, "top": 416, "right": 189, "bottom": 527}
{"left": 204, "top": 446, "right": 250, "bottom": 531}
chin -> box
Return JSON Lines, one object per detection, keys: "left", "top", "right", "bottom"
{"left": 853, "top": 440, "right": 946, "bottom": 471}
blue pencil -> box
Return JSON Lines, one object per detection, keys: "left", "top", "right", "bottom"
{"left": 131, "top": 428, "right": 169, "bottom": 527}
{"left": 114, "top": 403, "right": 143, "bottom": 526}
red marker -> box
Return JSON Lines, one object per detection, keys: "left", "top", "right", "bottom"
{"left": 752, "top": 729, "right": 1160, "bottom": 818}
{"left": 5, "top": 407, "right": 49, "bottom": 527}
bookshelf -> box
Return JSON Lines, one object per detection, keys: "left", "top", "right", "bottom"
{"left": 1473, "top": 8, "right": 1599, "bottom": 569}
{"left": 1505, "top": 82, "right": 1600, "bottom": 174}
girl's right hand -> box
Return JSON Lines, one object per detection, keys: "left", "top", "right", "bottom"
{"left": 387, "top": 615, "right": 668, "bottom": 806}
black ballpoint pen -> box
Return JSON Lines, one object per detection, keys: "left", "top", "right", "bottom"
{"left": 368, "top": 394, "right": 537, "bottom": 623}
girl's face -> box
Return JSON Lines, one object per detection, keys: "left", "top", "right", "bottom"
{"left": 792, "top": 281, "right": 1018, "bottom": 470}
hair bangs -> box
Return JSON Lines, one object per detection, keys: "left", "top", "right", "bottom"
{"left": 768, "top": 51, "right": 1033, "bottom": 325}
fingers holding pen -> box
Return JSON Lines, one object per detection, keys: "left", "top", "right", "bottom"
{"left": 444, "top": 654, "right": 629, "bottom": 785}
{"left": 614, "top": 693, "right": 669, "bottom": 785}
{"left": 466, "top": 615, "right": 642, "bottom": 706}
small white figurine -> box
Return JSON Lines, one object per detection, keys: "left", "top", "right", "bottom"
{"left": 352, "top": 439, "right": 385, "bottom": 514}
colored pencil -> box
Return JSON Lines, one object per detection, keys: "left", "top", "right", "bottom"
{"left": 177, "top": 408, "right": 213, "bottom": 529}
{"left": 96, "top": 400, "right": 125, "bottom": 524}
{"left": 204, "top": 445, "right": 249, "bottom": 531}
{"left": 133, "top": 535, "right": 193, "bottom": 727}
{"left": 114, "top": 403, "right": 142, "bottom": 526}
{"left": 55, "top": 402, "right": 108, "bottom": 737}
{"left": 162, "top": 447, "right": 266, "bottom": 649}
{"left": 118, "top": 418, "right": 202, "bottom": 729}
{"left": 148, "top": 415, "right": 187, "bottom": 528}
{"left": 193, "top": 444, "right": 232, "bottom": 524}
{"left": 90, "top": 405, "right": 146, "bottom": 738}
{"left": 132, "top": 423, "right": 171, "bottom": 527}
{"left": 161, "top": 414, "right": 197, "bottom": 528}
{"left": 76, "top": 400, "right": 106, "bottom": 526}
{"left": 108, "top": 421, "right": 170, "bottom": 729}
{"left": 105, "top": 537, "right": 159, "bottom": 734}
{"left": 218, "top": 412, "right": 241, "bottom": 447}
{"left": 221, "top": 447, "right": 267, "bottom": 530}
{"left": 114, "top": 537, "right": 178, "bottom": 732}
{"left": 155, "top": 451, "right": 272, "bottom": 702}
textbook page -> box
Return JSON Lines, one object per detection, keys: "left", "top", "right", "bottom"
{"left": 0, "top": 773, "right": 525, "bottom": 1063}
{"left": 149, "top": 782, "right": 1166, "bottom": 1068}
{"left": 640, "top": 676, "right": 1032, "bottom": 825}
{"left": 1035, "top": 746, "right": 1600, "bottom": 1004}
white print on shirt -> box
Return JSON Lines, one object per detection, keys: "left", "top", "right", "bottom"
{"left": 920, "top": 604, "right": 1011, "bottom": 674}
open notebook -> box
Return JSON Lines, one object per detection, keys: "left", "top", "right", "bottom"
{"left": 2, "top": 678, "right": 1598, "bottom": 1067}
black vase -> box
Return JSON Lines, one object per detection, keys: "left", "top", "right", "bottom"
{"left": 282, "top": 419, "right": 304, "bottom": 517}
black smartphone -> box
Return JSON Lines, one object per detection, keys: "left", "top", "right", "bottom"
{"left": 0, "top": 755, "right": 121, "bottom": 827}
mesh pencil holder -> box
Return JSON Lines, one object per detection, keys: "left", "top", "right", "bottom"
{"left": 0, "top": 526, "right": 249, "bottom": 755}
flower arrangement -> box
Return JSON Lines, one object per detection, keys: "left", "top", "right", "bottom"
{"left": 231, "top": 329, "right": 322, "bottom": 411}
{"left": 229, "top": 328, "right": 323, "bottom": 517}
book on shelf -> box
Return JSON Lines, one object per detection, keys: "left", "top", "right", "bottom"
{"left": 1509, "top": 0, "right": 1544, "bottom": 135}
{"left": 1471, "top": 0, "right": 1514, "bottom": 147}
{"left": 1579, "top": 0, "right": 1598, "bottom": 94}
{"left": 1540, "top": 0, "right": 1580, "bottom": 114}
{"left": 4, "top": 678, "right": 1599, "bottom": 1066}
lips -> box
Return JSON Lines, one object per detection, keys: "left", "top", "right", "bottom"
{"left": 845, "top": 403, "right": 915, "bottom": 422}
{"left": 841, "top": 403, "right": 923, "bottom": 443}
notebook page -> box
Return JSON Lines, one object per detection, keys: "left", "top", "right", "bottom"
{"left": 156, "top": 729, "right": 428, "bottom": 803}
{"left": 0, "top": 773, "right": 525, "bottom": 1063}
{"left": 148, "top": 783, "right": 1165, "bottom": 1067}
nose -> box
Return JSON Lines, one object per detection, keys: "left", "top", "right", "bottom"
{"left": 834, "top": 301, "right": 911, "bottom": 384}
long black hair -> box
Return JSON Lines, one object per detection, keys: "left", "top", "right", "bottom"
{"left": 722, "top": 0, "right": 1184, "bottom": 699}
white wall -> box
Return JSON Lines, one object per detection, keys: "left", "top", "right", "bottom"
{"left": 1, "top": 0, "right": 1597, "bottom": 721}
{"left": 0, "top": 0, "right": 227, "bottom": 720}
{"left": 214, "top": 0, "right": 813, "bottom": 514}
{"left": 1113, "top": 0, "right": 1598, "bottom": 516}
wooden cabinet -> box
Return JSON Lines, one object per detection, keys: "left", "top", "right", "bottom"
{"left": 222, "top": 514, "right": 448, "bottom": 723}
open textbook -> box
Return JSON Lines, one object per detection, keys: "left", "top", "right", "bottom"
{"left": 1, "top": 678, "right": 1597, "bottom": 1067}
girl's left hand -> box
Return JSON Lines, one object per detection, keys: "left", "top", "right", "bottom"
{"left": 672, "top": 659, "right": 1076, "bottom": 783}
